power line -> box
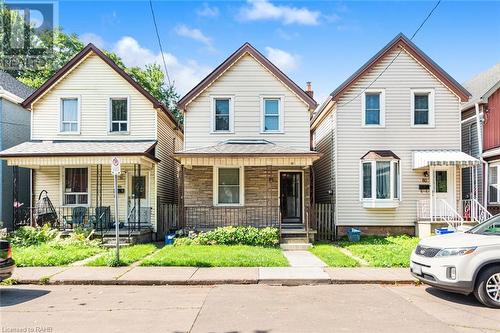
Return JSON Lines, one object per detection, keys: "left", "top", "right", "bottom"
{"left": 337, "top": 0, "right": 441, "bottom": 108}
{"left": 148, "top": 0, "right": 172, "bottom": 87}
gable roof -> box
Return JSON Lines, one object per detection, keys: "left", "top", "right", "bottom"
{"left": 21, "top": 43, "right": 180, "bottom": 128}
{"left": 329, "top": 33, "right": 471, "bottom": 103}
{"left": 0, "top": 71, "right": 35, "bottom": 102}
{"left": 177, "top": 42, "right": 317, "bottom": 110}
{"left": 461, "top": 63, "right": 500, "bottom": 111}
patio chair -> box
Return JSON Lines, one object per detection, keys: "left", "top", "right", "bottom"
{"left": 63, "top": 207, "right": 87, "bottom": 229}
{"left": 89, "top": 206, "right": 111, "bottom": 230}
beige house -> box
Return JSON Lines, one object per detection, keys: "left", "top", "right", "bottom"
{"left": 0, "top": 44, "right": 182, "bottom": 239}
{"left": 311, "top": 34, "right": 477, "bottom": 237}
{"left": 175, "top": 43, "right": 319, "bottom": 238}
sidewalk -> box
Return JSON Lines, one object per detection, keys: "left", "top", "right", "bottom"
{"left": 10, "top": 266, "right": 418, "bottom": 286}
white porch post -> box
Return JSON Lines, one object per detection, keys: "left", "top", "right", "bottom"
{"left": 429, "top": 165, "right": 433, "bottom": 223}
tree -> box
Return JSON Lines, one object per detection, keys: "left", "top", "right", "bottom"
{"left": 0, "top": 8, "right": 181, "bottom": 122}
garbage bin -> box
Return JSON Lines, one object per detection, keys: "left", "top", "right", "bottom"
{"left": 165, "top": 233, "right": 176, "bottom": 245}
{"left": 347, "top": 228, "right": 361, "bottom": 242}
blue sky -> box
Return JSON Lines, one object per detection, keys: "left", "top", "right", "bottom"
{"left": 58, "top": 0, "right": 500, "bottom": 102}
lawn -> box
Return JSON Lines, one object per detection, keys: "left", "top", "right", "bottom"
{"left": 309, "top": 243, "right": 359, "bottom": 267}
{"left": 12, "top": 243, "right": 104, "bottom": 267}
{"left": 338, "top": 235, "right": 420, "bottom": 267}
{"left": 86, "top": 243, "right": 159, "bottom": 266}
{"left": 141, "top": 245, "right": 289, "bottom": 267}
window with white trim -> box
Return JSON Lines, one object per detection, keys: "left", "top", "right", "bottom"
{"left": 361, "top": 160, "right": 400, "bottom": 204}
{"left": 362, "top": 90, "right": 385, "bottom": 126}
{"left": 63, "top": 167, "right": 88, "bottom": 205}
{"left": 110, "top": 98, "right": 128, "bottom": 132}
{"left": 411, "top": 89, "right": 434, "bottom": 126}
{"left": 489, "top": 165, "right": 499, "bottom": 204}
{"left": 60, "top": 98, "right": 79, "bottom": 133}
{"left": 215, "top": 167, "right": 243, "bottom": 205}
{"left": 262, "top": 97, "right": 282, "bottom": 132}
{"left": 213, "top": 98, "right": 232, "bottom": 132}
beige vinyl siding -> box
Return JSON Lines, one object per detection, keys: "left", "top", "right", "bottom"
{"left": 335, "top": 48, "right": 461, "bottom": 226}
{"left": 156, "top": 111, "right": 182, "bottom": 204}
{"left": 31, "top": 54, "right": 157, "bottom": 141}
{"left": 313, "top": 109, "right": 336, "bottom": 203}
{"left": 184, "top": 54, "right": 310, "bottom": 150}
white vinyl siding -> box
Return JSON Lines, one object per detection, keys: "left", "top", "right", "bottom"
{"left": 184, "top": 54, "right": 310, "bottom": 150}
{"left": 313, "top": 109, "right": 336, "bottom": 203}
{"left": 31, "top": 54, "right": 156, "bottom": 141}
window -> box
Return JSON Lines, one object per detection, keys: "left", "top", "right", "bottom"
{"left": 262, "top": 97, "right": 282, "bottom": 132}
{"left": 213, "top": 98, "right": 232, "bottom": 132}
{"left": 435, "top": 170, "right": 448, "bottom": 193}
{"left": 110, "top": 98, "right": 128, "bottom": 132}
{"left": 132, "top": 176, "right": 146, "bottom": 199}
{"left": 361, "top": 160, "right": 400, "bottom": 207}
{"left": 489, "top": 165, "right": 499, "bottom": 204}
{"left": 64, "top": 168, "right": 88, "bottom": 205}
{"left": 60, "top": 98, "right": 79, "bottom": 133}
{"left": 411, "top": 89, "right": 434, "bottom": 126}
{"left": 362, "top": 90, "right": 385, "bottom": 126}
{"left": 215, "top": 167, "right": 243, "bottom": 205}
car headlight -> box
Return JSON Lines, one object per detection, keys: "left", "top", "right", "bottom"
{"left": 435, "top": 247, "right": 476, "bottom": 257}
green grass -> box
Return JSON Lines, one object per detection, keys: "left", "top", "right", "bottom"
{"left": 86, "top": 243, "right": 159, "bottom": 267}
{"left": 141, "top": 245, "right": 289, "bottom": 267}
{"left": 12, "top": 243, "right": 104, "bottom": 267}
{"left": 309, "top": 243, "right": 359, "bottom": 267}
{"left": 338, "top": 235, "right": 420, "bottom": 268}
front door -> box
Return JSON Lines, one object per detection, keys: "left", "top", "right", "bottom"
{"left": 127, "top": 173, "right": 150, "bottom": 225}
{"left": 433, "top": 167, "right": 455, "bottom": 215}
{"left": 280, "top": 172, "right": 303, "bottom": 224}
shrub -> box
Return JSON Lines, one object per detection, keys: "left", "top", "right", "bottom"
{"left": 173, "top": 226, "right": 280, "bottom": 247}
{"left": 9, "top": 225, "right": 59, "bottom": 247}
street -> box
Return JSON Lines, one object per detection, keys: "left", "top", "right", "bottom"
{"left": 1, "top": 284, "right": 498, "bottom": 333}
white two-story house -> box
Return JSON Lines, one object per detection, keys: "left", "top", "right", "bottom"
{"left": 311, "top": 34, "right": 476, "bottom": 238}
{"left": 175, "top": 43, "right": 319, "bottom": 238}
{"left": 0, "top": 44, "right": 182, "bottom": 240}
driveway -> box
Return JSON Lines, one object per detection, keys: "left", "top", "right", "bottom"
{"left": 1, "top": 284, "right": 498, "bottom": 333}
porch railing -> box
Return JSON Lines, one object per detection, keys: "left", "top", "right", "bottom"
{"left": 416, "top": 199, "right": 463, "bottom": 230}
{"left": 462, "top": 199, "right": 492, "bottom": 224}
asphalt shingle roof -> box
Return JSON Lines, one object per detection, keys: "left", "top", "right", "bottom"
{"left": 462, "top": 63, "right": 500, "bottom": 110}
{"left": 0, "top": 71, "right": 35, "bottom": 100}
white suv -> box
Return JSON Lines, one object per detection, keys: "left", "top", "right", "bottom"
{"left": 410, "top": 216, "right": 500, "bottom": 308}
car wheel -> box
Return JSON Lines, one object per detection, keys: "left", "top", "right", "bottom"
{"left": 474, "top": 266, "right": 500, "bottom": 308}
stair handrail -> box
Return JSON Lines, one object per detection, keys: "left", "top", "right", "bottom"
{"left": 437, "top": 198, "right": 463, "bottom": 230}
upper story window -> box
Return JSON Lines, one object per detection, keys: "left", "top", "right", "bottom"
{"left": 212, "top": 97, "right": 233, "bottom": 133}
{"left": 63, "top": 167, "right": 89, "bottom": 205}
{"left": 262, "top": 97, "right": 283, "bottom": 132}
{"left": 411, "top": 89, "right": 434, "bottom": 127}
{"left": 214, "top": 166, "right": 244, "bottom": 206}
{"left": 110, "top": 97, "right": 129, "bottom": 133}
{"left": 489, "top": 165, "right": 499, "bottom": 204}
{"left": 362, "top": 90, "right": 385, "bottom": 127}
{"left": 60, "top": 98, "right": 79, "bottom": 133}
{"left": 360, "top": 151, "right": 400, "bottom": 208}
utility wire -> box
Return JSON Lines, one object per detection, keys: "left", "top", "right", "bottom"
{"left": 148, "top": 0, "right": 172, "bottom": 87}
{"left": 337, "top": 0, "right": 441, "bottom": 108}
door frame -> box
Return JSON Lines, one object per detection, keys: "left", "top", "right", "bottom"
{"left": 277, "top": 170, "right": 305, "bottom": 224}
{"left": 433, "top": 166, "right": 456, "bottom": 211}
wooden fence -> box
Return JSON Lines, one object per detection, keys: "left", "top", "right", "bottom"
{"left": 314, "top": 203, "right": 335, "bottom": 241}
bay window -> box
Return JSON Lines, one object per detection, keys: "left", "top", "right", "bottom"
{"left": 361, "top": 160, "right": 400, "bottom": 208}
{"left": 489, "top": 165, "right": 499, "bottom": 204}
{"left": 214, "top": 166, "right": 244, "bottom": 205}
{"left": 64, "top": 167, "right": 89, "bottom": 205}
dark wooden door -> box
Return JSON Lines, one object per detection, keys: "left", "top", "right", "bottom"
{"left": 280, "top": 172, "right": 302, "bottom": 224}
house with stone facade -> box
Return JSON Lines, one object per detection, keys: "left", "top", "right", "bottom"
{"left": 175, "top": 43, "right": 319, "bottom": 240}
{"left": 311, "top": 33, "right": 478, "bottom": 238}
{"left": 0, "top": 44, "right": 183, "bottom": 241}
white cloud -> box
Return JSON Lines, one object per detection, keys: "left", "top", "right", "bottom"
{"left": 265, "top": 46, "right": 300, "bottom": 72}
{"left": 239, "top": 0, "right": 320, "bottom": 25}
{"left": 112, "top": 36, "right": 212, "bottom": 95}
{"left": 197, "top": 3, "right": 219, "bottom": 17}
{"left": 80, "top": 32, "right": 106, "bottom": 48}
{"left": 174, "top": 25, "right": 214, "bottom": 51}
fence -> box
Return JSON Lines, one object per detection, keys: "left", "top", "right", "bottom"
{"left": 314, "top": 203, "right": 335, "bottom": 240}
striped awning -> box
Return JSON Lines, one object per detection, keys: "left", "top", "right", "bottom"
{"left": 413, "top": 150, "right": 479, "bottom": 169}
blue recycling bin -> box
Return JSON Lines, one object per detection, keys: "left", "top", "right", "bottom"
{"left": 435, "top": 227, "right": 454, "bottom": 235}
{"left": 165, "top": 233, "right": 176, "bottom": 245}
{"left": 347, "top": 228, "right": 361, "bottom": 242}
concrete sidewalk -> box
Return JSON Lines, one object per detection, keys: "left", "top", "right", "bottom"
{"left": 10, "top": 266, "right": 417, "bottom": 286}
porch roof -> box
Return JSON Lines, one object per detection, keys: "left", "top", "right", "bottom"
{"left": 412, "top": 150, "right": 479, "bottom": 169}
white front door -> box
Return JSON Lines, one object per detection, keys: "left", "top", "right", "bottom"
{"left": 433, "top": 167, "right": 455, "bottom": 216}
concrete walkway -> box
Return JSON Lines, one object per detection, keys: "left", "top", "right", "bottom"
{"left": 11, "top": 266, "right": 417, "bottom": 286}
{"left": 282, "top": 250, "right": 327, "bottom": 267}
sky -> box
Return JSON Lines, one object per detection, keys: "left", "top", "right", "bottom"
{"left": 57, "top": 0, "right": 500, "bottom": 103}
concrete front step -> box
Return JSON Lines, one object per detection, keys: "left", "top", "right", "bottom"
{"left": 281, "top": 237, "right": 309, "bottom": 244}
{"left": 280, "top": 243, "right": 312, "bottom": 251}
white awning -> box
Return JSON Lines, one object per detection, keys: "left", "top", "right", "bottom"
{"left": 413, "top": 150, "right": 479, "bottom": 169}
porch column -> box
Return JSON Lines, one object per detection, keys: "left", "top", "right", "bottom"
{"left": 429, "top": 165, "right": 433, "bottom": 223}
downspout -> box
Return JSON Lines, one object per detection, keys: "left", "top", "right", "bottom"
{"left": 475, "top": 102, "right": 487, "bottom": 207}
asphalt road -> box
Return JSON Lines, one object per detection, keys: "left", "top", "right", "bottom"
{"left": 1, "top": 284, "right": 498, "bottom": 333}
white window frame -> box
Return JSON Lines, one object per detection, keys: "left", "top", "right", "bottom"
{"left": 359, "top": 159, "right": 401, "bottom": 208}
{"left": 361, "top": 89, "right": 385, "bottom": 127}
{"left": 109, "top": 96, "right": 130, "bottom": 134}
{"left": 411, "top": 88, "right": 435, "bottom": 127}
{"left": 260, "top": 95, "right": 284, "bottom": 133}
{"left": 60, "top": 166, "right": 91, "bottom": 207}
{"left": 213, "top": 166, "right": 244, "bottom": 206}
{"left": 59, "top": 96, "right": 81, "bottom": 134}
{"left": 488, "top": 164, "right": 500, "bottom": 204}
{"left": 211, "top": 96, "right": 234, "bottom": 134}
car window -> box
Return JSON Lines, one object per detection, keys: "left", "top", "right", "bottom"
{"left": 469, "top": 215, "right": 500, "bottom": 235}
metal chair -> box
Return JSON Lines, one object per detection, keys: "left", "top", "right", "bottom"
{"left": 63, "top": 207, "right": 87, "bottom": 229}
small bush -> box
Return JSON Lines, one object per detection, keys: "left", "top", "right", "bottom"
{"left": 174, "top": 226, "right": 280, "bottom": 247}
{"left": 9, "top": 225, "right": 59, "bottom": 247}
